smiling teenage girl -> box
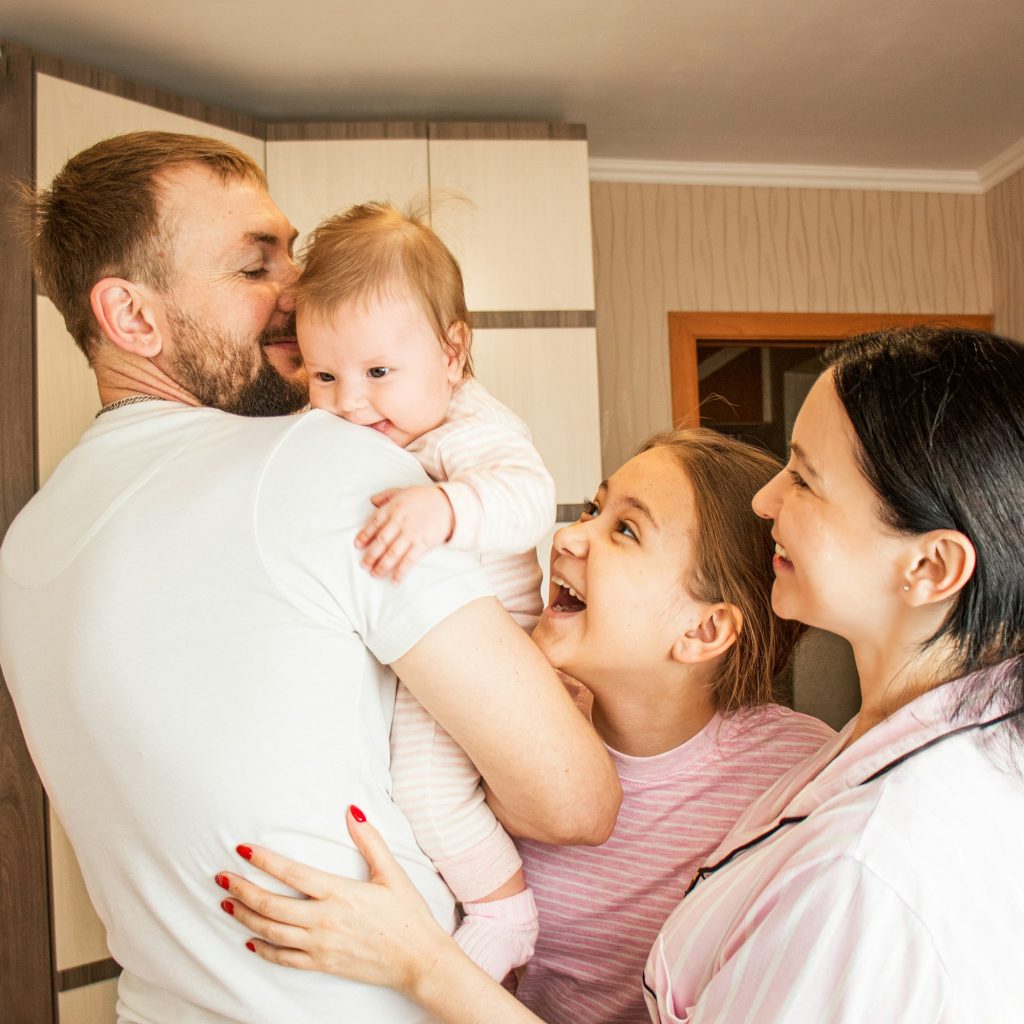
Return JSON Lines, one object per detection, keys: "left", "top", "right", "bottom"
{"left": 216, "top": 429, "right": 833, "bottom": 1021}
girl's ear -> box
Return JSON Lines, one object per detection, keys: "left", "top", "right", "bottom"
{"left": 90, "top": 277, "right": 164, "bottom": 358}
{"left": 444, "top": 321, "right": 470, "bottom": 383}
{"left": 900, "top": 529, "right": 976, "bottom": 606}
{"left": 672, "top": 604, "right": 742, "bottom": 665}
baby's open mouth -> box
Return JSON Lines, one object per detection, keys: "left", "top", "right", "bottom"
{"left": 551, "top": 575, "right": 587, "bottom": 612}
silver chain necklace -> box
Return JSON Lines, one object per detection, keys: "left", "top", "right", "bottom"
{"left": 95, "top": 394, "right": 162, "bottom": 418}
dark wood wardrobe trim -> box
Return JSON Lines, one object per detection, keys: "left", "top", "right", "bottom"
{"left": 430, "top": 122, "right": 586, "bottom": 141}
{"left": 266, "top": 121, "right": 428, "bottom": 141}
{"left": 58, "top": 957, "right": 122, "bottom": 993}
{"left": 0, "top": 39, "right": 58, "bottom": 1024}
{"left": 32, "top": 49, "right": 266, "bottom": 140}
{"left": 471, "top": 310, "right": 596, "bottom": 329}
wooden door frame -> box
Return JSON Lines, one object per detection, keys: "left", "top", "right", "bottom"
{"left": 669, "top": 312, "right": 995, "bottom": 428}
{"left": 1, "top": 41, "right": 59, "bottom": 1024}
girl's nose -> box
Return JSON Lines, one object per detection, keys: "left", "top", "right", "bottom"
{"left": 553, "top": 518, "right": 590, "bottom": 558}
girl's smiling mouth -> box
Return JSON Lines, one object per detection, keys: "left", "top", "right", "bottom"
{"left": 551, "top": 575, "right": 587, "bottom": 612}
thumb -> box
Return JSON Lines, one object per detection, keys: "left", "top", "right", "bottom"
{"left": 371, "top": 490, "right": 397, "bottom": 508}
{"left": 346, "top": 805, "right": 410, "bottom": 891}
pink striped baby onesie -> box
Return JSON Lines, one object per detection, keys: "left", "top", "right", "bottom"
{"left": 514, "top": 706, "right": 835, "bottom": 1024}
{"left": 391, "top": 377, "right": 555, "bottom": 900}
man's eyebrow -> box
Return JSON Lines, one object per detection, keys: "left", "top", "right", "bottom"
{"left": 245, "top": 230, "right": 299, "bottom": 249}
{"left": 789, "top": 442, "right": 821, "bottom": 481}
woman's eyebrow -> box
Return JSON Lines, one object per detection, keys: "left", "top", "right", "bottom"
{"left": 790, "top": 442, "right": 821, "bottom": 482}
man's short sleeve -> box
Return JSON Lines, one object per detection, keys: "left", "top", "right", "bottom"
{"left": 254, "top": 412, "right": 493, "bottom": 663}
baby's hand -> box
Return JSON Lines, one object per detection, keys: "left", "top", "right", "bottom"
{"left": 355, "top": 486, "right": 455, "bottom": 582}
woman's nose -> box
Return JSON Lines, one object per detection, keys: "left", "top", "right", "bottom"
{"left": 752, "top": 470, "right": 783, "bottom": 520}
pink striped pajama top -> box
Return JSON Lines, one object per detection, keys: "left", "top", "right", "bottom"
{"left": 645, "top": 667, "right": 1024, "bottom": 1023}
{"left": 514, "top": 706, "right": 834, "bottom": 1023}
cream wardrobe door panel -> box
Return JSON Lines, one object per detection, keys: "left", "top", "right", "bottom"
{"left": 37, "top": 297, "right": 99, "bottom": 486}
{"left": 429, "top": 140, "right": 595, "bottom": 312}
{"left": 50, "top": 808, "right": 109, "bottom": 970}
{"left": 36, "top": 73, "right": 264, "bottom": 189}
{"left": 472, "top": 328, "right": 601, "bottom": 505}
{"left": 58, "top": 977, "right": 118, "bottom": 1024}
{"left": 266, "top": 139, "right": 429, "bottom": 246}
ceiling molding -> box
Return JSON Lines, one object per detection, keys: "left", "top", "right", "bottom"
{"left": 588, "top": 158, "right": 984, "bottom": 194}
{"left": 977, "top": 135, "right": 1024, "bottom": 192}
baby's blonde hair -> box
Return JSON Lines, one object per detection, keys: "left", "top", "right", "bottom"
{"left": 295, "top": 201, "right": 473, "bottom": 375}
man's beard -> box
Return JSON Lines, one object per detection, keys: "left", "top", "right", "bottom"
{"left": 167, "top": 309, "right": 308, "bottom": 416}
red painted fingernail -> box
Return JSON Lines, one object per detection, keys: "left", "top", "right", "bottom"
{"left": 220, "top": 900, "right": 235, "bottom": 916}
{"left": 246, "top": 940, "right": 256, "bottom": 953}
{"left": 215, "top": 874, "right": 230, "bottom": 890}
{"left": 236, "top": 845, "right": 253, "bottom": 860}
{"left": 350, "top": 804, "right": 367, "bottom": 823}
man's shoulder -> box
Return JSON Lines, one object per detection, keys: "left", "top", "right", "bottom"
{"left": 264, "top": 410, "right": 426, "bottom": 479}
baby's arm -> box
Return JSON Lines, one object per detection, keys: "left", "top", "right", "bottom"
{"left": 355, "top": 484, "right": 455, "bottom": 581}
{"left": 357, "top": 418, "right": 554, "bottom": 582}
{"left": 434, "top": 420, "right": 555, "bottom": 556}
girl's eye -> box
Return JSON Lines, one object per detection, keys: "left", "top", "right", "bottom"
{"left": 616, "top": 521, "right": 638, "bottom": 541}
{"left": 367, "top": 367, "right": 390, "bottom": 379}
{"left": 241, "top": 267, "right": 268, "bottom": 280}
{"left": 579, "top": 499, "right": 599, "bottom": 521}
{"left": 314, "top": 371, "right": 335, "bottom": 383}
{"left": 788, "top": 469, "right": 809, "bottom": 490}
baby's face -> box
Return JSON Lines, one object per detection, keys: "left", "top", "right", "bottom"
{"left": 298, "top": 291, "right": 464, "bottom": 448}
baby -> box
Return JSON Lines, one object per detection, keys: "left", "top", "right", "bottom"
{"left": 293, "top": 202, "right": 556, "bottom": 980}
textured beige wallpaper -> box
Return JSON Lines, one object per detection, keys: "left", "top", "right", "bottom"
{"left": 591, "top": 182, "right": 993, "bottom": 474}
{"left": 986, "top": 166, "right": 1024, "bottom": 344}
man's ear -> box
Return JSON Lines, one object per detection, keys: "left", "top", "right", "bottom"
{"left": 90, "top": 277, "right": 164, "bottom": 357}
{"left": 671, "top": 604, "right": 742, "bottom": 666}
{"left": 900, "top": 529, "right": 976, "bottom": 606}
{"left": 444, "top": 321, "right": 470, "bottom": 383}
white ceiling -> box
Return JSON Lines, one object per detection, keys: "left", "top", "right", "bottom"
{"left": 4, "top": 0, "right": 1024, "bottom": 175}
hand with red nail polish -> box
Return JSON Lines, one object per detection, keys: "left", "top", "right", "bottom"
{"left": 211, "top": 807, "right": 469, "bottom": 1004}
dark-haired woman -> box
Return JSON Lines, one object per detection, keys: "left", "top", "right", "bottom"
{"left": 217, "top": 326, "right": 1024, "bottom": 1023}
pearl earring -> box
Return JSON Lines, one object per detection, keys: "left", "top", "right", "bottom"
{"left": 902, "top": 584, "right": 910, "bottom": 592}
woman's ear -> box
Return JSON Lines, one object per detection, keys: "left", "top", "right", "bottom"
{"left": 901, "top": 529, "right": 976, "bottom": 606}
{"left": 90, "top": 277, "right": 164, "bottom": 358}
{"left": 671, "top": 604, "right": 742, "bottom": 665}
{"left": 444, "top": 321, "right": 470, "bottom": 383}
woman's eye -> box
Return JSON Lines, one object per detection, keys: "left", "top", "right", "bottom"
{"left": 241, "top": 267, "right": 268, "bottom": 280}
{"left": 579, "top": 499, "right": 599, "bottom": 521}
{"left": 367, "top": 367, "right": 391, "bottom": 379}
{"left": 616, "top": 521, "right": 638, "bottom": 541}
{"left": 314, "top": 371, "right": 335, "bottom": 383}
{"left": 787, "top": 469, "right": 809, "bottom": 490}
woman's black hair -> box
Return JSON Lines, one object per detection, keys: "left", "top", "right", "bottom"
{"left": 824, "top": 325, "right": 1024, "bottom": 740}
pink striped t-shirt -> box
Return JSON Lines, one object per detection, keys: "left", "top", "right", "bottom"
{"left": 514, "top": 706, "right": 834, "bottom": 1024}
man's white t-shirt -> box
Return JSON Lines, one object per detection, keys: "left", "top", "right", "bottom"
{"left": 0, "top": 402, "right": 492, "bottom": 1024}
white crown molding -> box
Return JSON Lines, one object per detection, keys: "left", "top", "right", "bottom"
{"left": 977, "top": 135, "right": 1024, "bottom": 192}
{"left": 588, "top": 157, "right": 984, "bottom": 194}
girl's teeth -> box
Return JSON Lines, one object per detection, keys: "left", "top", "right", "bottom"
{"left": 553, "top": 576, "right": 584, "bottom": 601}
{"left": 775, "top": 542, "right": 791, "bottom": 561}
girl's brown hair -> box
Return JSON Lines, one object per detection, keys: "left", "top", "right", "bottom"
{"left": 641, "top": 428, "right": 804, "bottom": 712}
{"left": 295, "top": 201, "right": 473, "bottom": 375}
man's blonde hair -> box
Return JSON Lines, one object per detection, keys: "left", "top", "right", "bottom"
{"left": 295, "top": 202, "right": 473, "bottom": 375}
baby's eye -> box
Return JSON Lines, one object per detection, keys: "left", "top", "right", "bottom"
{"left": 241, "top": 267, "right": 268, "bottom": 280}
{"left": 579, "top": 498, "right": 599, "bottom": 521}
{"left": 616, "top": 521, "right": 638, "bottom": 541}
{"left": 314, "top": 371, "right": 335, "bottom": 383}
{"left": 367, "top": 367, "right": 391, "bottom": 379}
